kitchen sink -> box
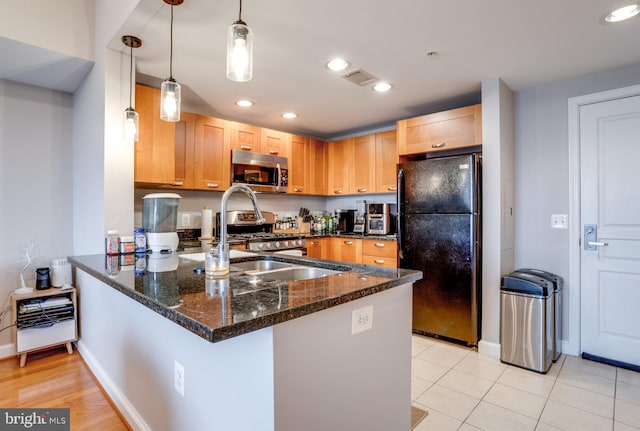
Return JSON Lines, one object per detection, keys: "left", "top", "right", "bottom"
{"left": 249, "top": 266, "right": 342, "bottom": 281}
{"left": 231, "top": 260, "right": 294, "bottom": 273}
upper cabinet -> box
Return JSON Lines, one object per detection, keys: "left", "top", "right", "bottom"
{"left": 352, "top": 134, "right": 376, "bottom": 194}
{"left": 308, "top": 139, "right": 327, "bottom": 195}
{"left": 230, "top": 122, "right": 261, "bottom": 153}
{"left": 397, "top": 104, "right": 482, "bottom": 155}
{"left": 261, "top": 128, "right": 290, "bottom": 158}
{"left": 162, "top": 111, "right": 197, "bottom": 190}
{"left": 134, "top": 84, "right": 176, "bottom": 184}
{"left": 194, "top": 115, "right": 230, "bottom": 191}
{"left": 375, "top": 130, "right": 398, "bottom": 193}
{"left": 327, "top": 138, "right": 354, "bottom": 195}
{"left": 289, "top": 134, "right": 308, "bottom": 194}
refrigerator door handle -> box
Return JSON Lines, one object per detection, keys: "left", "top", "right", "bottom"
{"left": 397, "top": 168, "right": 404, "bottom": 259}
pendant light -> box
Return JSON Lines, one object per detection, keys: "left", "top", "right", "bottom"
{"left": 160, "top": 0, "right": 183, "bottom": 122}
{"left": 226, "top": 0, "right": 253, "bottom": 82}
{"left": 122, "top": 35, "right": 142, "bottom": 142}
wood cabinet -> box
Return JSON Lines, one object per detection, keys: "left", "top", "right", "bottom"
{"left": 327, "top": 138, "right": 354, "bottom": 195}
{"left": 194, "top": 115, "right": 231, "bottom": 191}
{"left": 397, "top": 104, "right": 482, "bottom": 155}
{"left": 308, "top": 139, "right": 327, "bottom": 195}
{"left": 261, "top": 128, "right": 290, "bottom": 157}
{"left": 289, "top": 134, "right": 308, "bottom": 194}
{"left": 375, "top": 130, "right": 398, "bottom": 193}
{"left": 13, "top": 287, "right": 77, "bottom": 367}
{"left": 352, "top": 134, "right": 376, "bottom": 194}
{"left": 328, "top": 237, "right": 362, "bottom": 264}
{"left": 362, "top": 239, "right": 397, "bottom": 268}
{"left": 230, "top": 121, "right": 261, "bottom": 153}
{"left": 134, "top": 84, "right": 176, "bottom": 184}
{"left": 160, "top": 111, "right": 197, "bottom": 190}
{"left": 306, "top": 237, "right": 328, "bottom": 259}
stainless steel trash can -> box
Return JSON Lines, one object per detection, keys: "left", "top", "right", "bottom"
{"left": 514, "top": 268, "right": 563, "bottom": 362}
{"left": 500, "top": 272, "right": 554, "bottom": 373}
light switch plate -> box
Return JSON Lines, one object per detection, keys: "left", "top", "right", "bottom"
{"left": 551, "top": 214, "right": 568, "bottom": 229}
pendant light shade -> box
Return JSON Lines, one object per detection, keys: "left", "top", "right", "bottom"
{"left": 226, "top": 0, "right": 253, "bottom": 82}
{"left": 122, "top": 35, "right": 142, "bottom": 142}
{"left": 160, "top": 0, "right": 183, "bottom": 122}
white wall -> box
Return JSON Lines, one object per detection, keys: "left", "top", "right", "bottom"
{"left": 0, "top": 80, "right": 74, "bottom": 352}
{"left": 514, "top": 62, "right": 640, "bottom": 352}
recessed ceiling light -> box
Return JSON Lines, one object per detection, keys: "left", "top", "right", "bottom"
{"left": 282, "top": 112, "right": 298, "bottom": 119}
{"left": 326, "top": 58, "right": 350, "bottom": 72}
{"left": 373, "top": 82, "right": 393, "bottom": 92}
{"left": 603, "top": 4, "right": 640, "bottom": 22}
{"left": 235, "top": 99, "right": 254, "bottom": 107}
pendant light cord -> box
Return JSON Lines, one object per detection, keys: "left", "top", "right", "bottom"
{"left": 129, "top": 44, "right": 134, "bottom": 108}
{"left": 169, "top": 3, "right": 174, "bottom": 79}
{"left": 238, "top": 0, "right": 243, "bottom": 21}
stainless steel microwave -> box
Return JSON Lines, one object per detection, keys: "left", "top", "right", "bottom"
{"left": 231, "top": 150, "right": 288, "bottom": 193}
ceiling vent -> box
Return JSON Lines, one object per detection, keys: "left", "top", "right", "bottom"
{"left": 342, "top": 69, "right": 378, "bottom": 86}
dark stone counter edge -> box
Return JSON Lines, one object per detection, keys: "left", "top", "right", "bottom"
{"left": 69, "top": 256, "right": 421, "bottom": 344}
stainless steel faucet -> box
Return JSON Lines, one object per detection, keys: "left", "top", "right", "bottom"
{"left": 218, "top": 184, "right": 264, "bottom": 250}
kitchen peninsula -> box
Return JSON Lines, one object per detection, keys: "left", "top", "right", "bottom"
{"left": 69, "top": 251, "right": 421, "bottom": 431}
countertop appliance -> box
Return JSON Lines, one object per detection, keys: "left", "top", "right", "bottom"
{"left": 335, "top": 209, "right": 356, "bottom": 234}
{"left": 231, "top": 150, "right": 288, "bottom": 193}
{"left": 142, "top": 193, "right": 182, "bottom": 253}
{"left": 366, "top": 203, "right": 396, "bottom": 235}
{"left": 216, "top": 210, "right": 306, "bottom": 254}
{"left": 398, "top": 153, "right": 481, "bottom": 346}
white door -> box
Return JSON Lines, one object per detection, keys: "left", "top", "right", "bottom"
{"left": 580, "top": 94, "right": 640, "bottom": 366}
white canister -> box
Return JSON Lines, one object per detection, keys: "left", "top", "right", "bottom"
{"left": 51, "top": 258, "right": 72, "bottom": 287}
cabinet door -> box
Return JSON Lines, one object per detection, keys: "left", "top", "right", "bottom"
{"left": 162, "top": 111, "right": 196, "bottom": 190}
{"left": 289, "top": 134, "right": 308, "bottom": 194}
{"left": 397, "top": 104, "right": 482, "bottom": 155}
{"left": 194, "top": 116, "right": 230, "bottom": 191}
{"left": 308, "top": 139, "right": 327, "bottom": 195}
{"left": 261, "top": 128, "right": 290, "bottom": 157}
{"left": 339, "top": 238, "right": 362, "bottom": 264}
{"left": 231, "top": 121, "right": 260, "bottom": 153}
{"left": 375, "top": 130, "right": 398, "bottom": 193}
{"left": 352, "top": 134, "right": 375, "bottom": 194}
{"left": 134, "top": 84, "right": 176, "bottom": 184}
{"left": 306, "top": 238, "right": 327, "bottom": 259}
{"left": 327, "top": 138, "right": 353, "bottom": 195}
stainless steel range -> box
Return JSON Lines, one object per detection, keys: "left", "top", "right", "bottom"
{"left": 216, "top": 211, "right": 306, "bottom": 255}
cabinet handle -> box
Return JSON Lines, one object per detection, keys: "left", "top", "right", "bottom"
{"left": 374, "top": 259, "right": 385, "bottom": 264}
{"left": 357, "top": 188, "right": 367, "bottom": 193}
{"left": 310, "top": 241, "right": 319, "bottom": 245}
{"left": 294, "top": 188, "right": 303, "bottom": 192}
{"left": 344, "top": 241, "right": 353, "bottom": 245}
{"left": 334, "top": 190, "right": 343, "bottom": 194}
{"left": 240, "top": 145, "right": 252, "bottom": 150}
{"left": 432, "top": 142, "right": 446, "bottom": 148}
{"left": 374, "top": 243, "right": 385, "bottom": 248}
{"left": 268, "top": 150, "right": 278, "bottom": 155}
{"left": 206, "top": 183, "right": 220, "bottom": 188}
{"left": 172, "top": 181, "right": 184, "bottom": 186}
{"left": 387, "top": 187, "right": 397, "bottom": 191}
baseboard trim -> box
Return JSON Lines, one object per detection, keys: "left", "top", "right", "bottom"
{"left": 478, "top": 339, "right": 500, "bottom": 359}
{"left": 77, "top": 340, "right": 151, "bottom": 431}
{"left": 0, "top": 343, "right": 15, "bottom": 360}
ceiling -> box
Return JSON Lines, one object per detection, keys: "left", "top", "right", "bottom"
{"left": 112, "top": 1, "right": 639, "bottom": 140}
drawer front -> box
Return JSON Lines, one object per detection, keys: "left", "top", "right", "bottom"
{"left": 362, "top": 240, "right": 397, "bottom": 258}
{"left": 362, "top": 255, "right": 397, "bottom": 268}
{"left": 17, "top": 319, "right": 76, "bottom": 353}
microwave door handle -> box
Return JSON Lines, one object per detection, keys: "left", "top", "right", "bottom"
{"left": 276, "top": 163, "right": 281, "bottom": 192}
{"left": 397, "top": 168, "right": 404, "bottom": 259}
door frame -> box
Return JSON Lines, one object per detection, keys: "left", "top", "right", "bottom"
{"left": 567, "top": 83, "right": 640, "bottom": 356}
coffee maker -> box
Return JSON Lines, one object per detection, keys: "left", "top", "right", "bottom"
{"left": 334, "top": 209, "right": 356, "bottom": 234}
{"left": 142, "top": 193, "right": 182, "bottom": 253}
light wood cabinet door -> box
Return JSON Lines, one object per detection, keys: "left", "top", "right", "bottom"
{"left": 289, "top": 134, "right": 308, "bottom": 194}
{"left": 134, "top": 84, "right": 176, "bottom": 184}
{"left": 327, "top": 138, "right": 354, "bottom": 195}
{"left": 338, "top": 237, "right": 362, "bottom": 264}
{"left": 306, "top": 238, "right": 327, "bottom": 259}
{"left": 309, "top": 139, "right": 327, "bottom": 195}
{"left": 352, "top": 134, "right": 375, "bottom": 194}
{"left": 161, "top": 112, "right": 197, "bottom": 190}
{"left": 362, "top": 239, "right": 397, "bottom": 268}
{"left": 194, "top": 116, "right": 230, "bottom": 191}
{"left": 261, "top": 128, "right": 290, "bottom": 158}
{"left": 231, "top": 121, "right": 260, "bottom": 153}
{"left": 397, "top": 104, "right": 482, "bottom": 155}
{"left": 375, "top": 130, "right": 398, "bottom": 193}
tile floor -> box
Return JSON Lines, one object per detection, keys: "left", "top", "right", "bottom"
{"left": 411, "top": 334, "right": 640, "bottom": 431}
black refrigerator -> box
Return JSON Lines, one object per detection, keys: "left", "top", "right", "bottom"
{"left": 397, "top": 153, "right": 481, "bottom": 346}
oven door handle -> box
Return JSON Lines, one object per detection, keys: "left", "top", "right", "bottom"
{"left": 276, "top": 163, "right": 281, "bottom": 192}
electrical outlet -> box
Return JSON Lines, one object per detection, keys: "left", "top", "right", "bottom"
{"left": 174, "top": 360, "right": 184, "bottom": 396}
{"left": 352, "top": 305, "right": 373, "bottom": 335}
{"left": 551, "top": 214, "right": 568, "bottom": 229}
{"left": 181, "top": 213, "right": 192, "bottom": 228}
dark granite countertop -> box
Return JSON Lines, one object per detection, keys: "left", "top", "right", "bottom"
{"left": 305, "top": 233, "right": 397, "bottom": 241}
{"left": 69, "top": 252, "right": 421, "bottom": 344}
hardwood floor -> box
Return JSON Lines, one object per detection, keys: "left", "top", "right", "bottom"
{"left": 0, "top": 345, "right": 130, "bottom": 430}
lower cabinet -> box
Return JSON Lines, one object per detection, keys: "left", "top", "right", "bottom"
{"left": 306, "top": 238, "right": 328, "bottom": 259}
{"left": 316, "top": 237, "right": 397, "bottom": 267}
{"left": 362, "top": 239, "right": 398, "bottom": 268}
